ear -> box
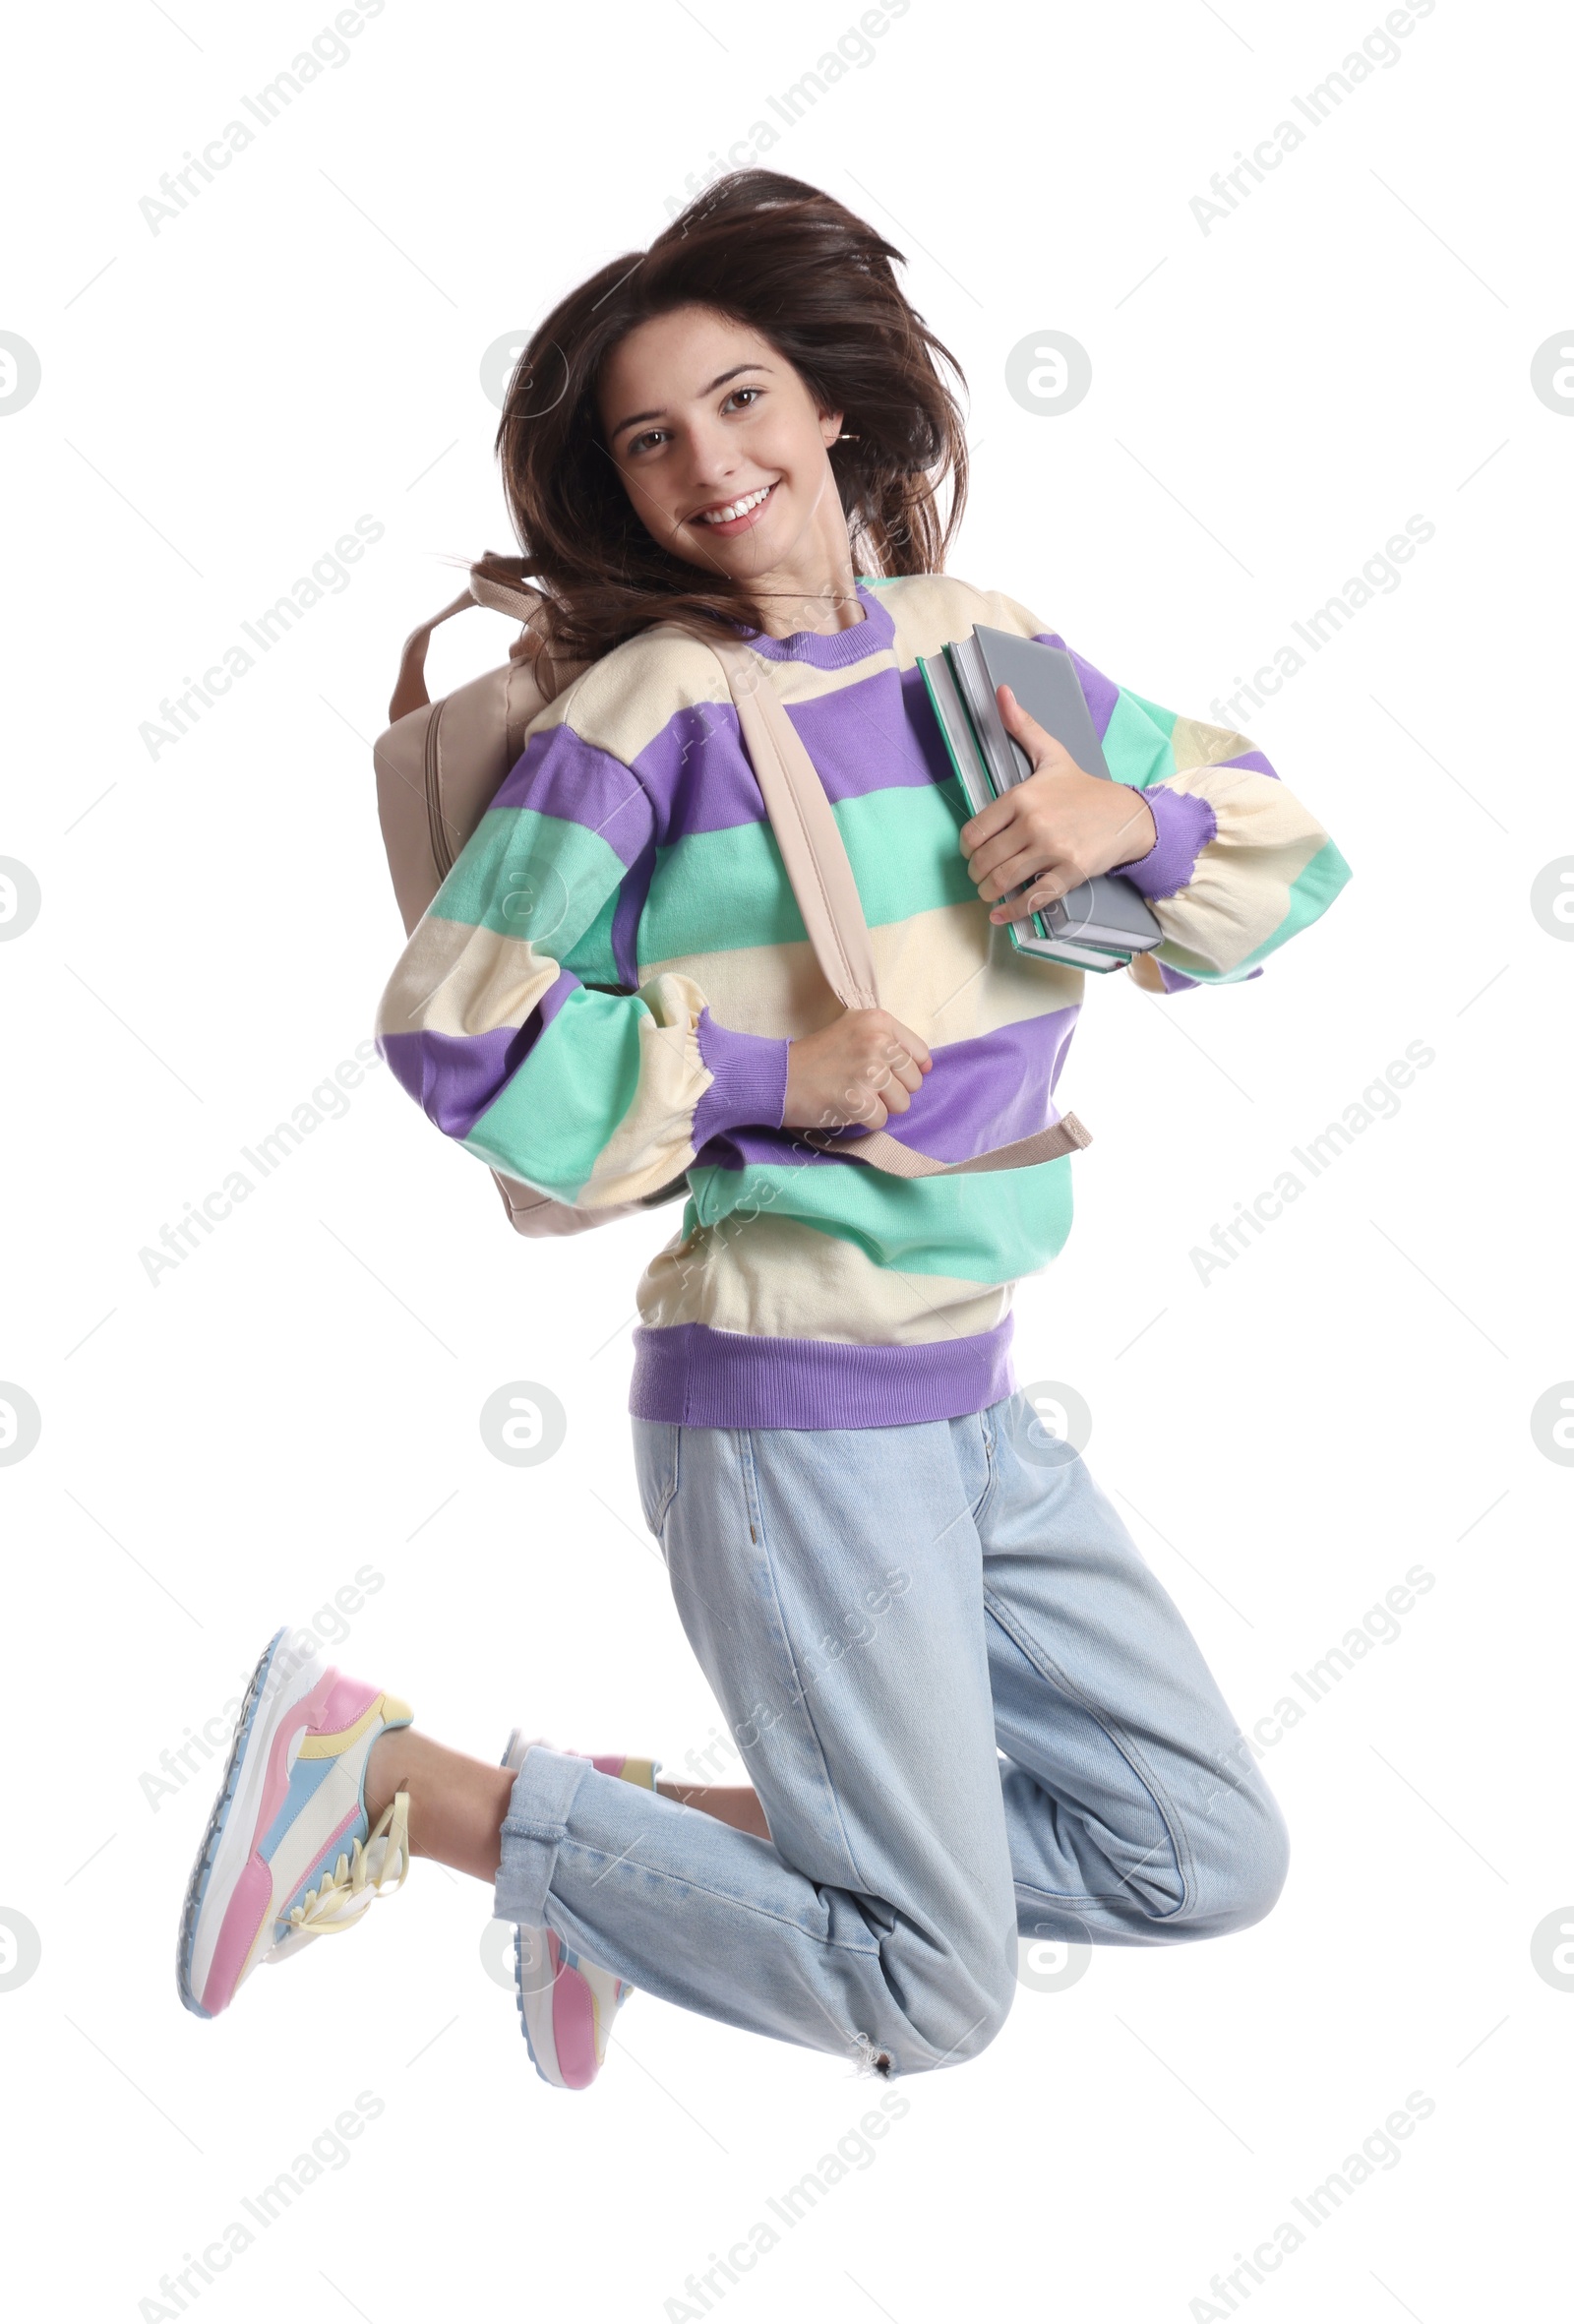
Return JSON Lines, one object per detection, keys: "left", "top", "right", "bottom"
{"left": 817, "top": 406, "right": 845, "bottom": 447}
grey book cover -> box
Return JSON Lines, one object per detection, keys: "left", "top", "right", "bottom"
{"left": 946, "top": 628, "right": 1163, "bottom": 953}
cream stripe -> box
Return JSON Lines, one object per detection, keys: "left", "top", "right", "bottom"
{"left": 380, "top": 910, "right": 1083, "bottom": 1211}
{"left": 877, "top": 575, "right": 1041, "bottom": 667}
{"left": 640, "top": 898, "right": 1084, "bottom": 1045}
{"left": 376, "top": 916, "right": 558, "bottom": 1040}
{"left": 576, "top": 971, "right": 712, "bottom": 1204}
{"left": 384, "top": 896, "right": 1085, "bottom": 1054}
{"left": 1151, "top": 765, "right": 1329, "bottom": 969}
{"left": 1169, "top": 714, "right": 1257, "bottom": 771}
{"left": 521, "top": 628, "right": 732, "bottom": 765}
{"left": 636, "top": 1211, "right": 1014, "bottom": 1343}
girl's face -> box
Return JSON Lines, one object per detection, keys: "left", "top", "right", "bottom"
{"left": 597, "top": 304, "right": 852, "bottom": 602}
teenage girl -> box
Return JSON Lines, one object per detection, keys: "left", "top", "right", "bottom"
{"left": 177, "top": 171, "right": 1350, "bottom": 2088}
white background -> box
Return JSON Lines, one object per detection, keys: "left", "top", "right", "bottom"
{"left": 2, "top": 1, "right": 1570, "bottom": 2317}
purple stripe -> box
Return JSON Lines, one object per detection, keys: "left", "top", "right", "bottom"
{"left": 489, "top": 726, "right": 654, "bottom": 870}
{"left": 624, "top": 665, "right": 1281, "bottom": 854}
{"left": 1154, "top": 959, "right": 1202, "bottom": 994}
{"left": 901, "top": 659, "right": 964, "bottom": 786}
{"left": 1033, "top": 634, "right": 1120, "bottom": 739}
{"left": 1119, "top": 785, "right": 1217, "bottom": 901}
{"left": 1153, "top": 958, "right": 1264, "bottom": 994}
{"left": 629, "top": 1315, "right": 1018, "bottom": 1429}
{"left": 1218, "top": 748, "right": 1279, "bottom": 779}
{"left": 633, "top": 703, "right": 757, "bottom": 839}
{"left": 786, "top": 669, "right": 947, "bottom": 805}
{"left": 695, "top": 1009, "right": 1078, "bottom": 1172}
{"left": 631, "top": 667, "right": 939, "bottom": 845}
{"left": 378, "top": 975, "right": 575, "bottom": 1137}
{"left": 736, "top": 583, "right": 896, "bottom": 669}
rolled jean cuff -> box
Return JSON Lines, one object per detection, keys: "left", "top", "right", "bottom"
{"left": 493, "top": 1744, "right": 596, "bottom": 1925}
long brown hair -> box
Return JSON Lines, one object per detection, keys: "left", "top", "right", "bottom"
{"left": 488, "top": 169, "right": 970, "bottom": 663}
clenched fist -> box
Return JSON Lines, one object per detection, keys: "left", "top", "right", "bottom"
{"left": 783, "top": 1008, "right": 933, "bottom": 1132}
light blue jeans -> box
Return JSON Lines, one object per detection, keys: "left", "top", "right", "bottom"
{"left": 494, "top": 1393, "right": 1289, "bottom": 2076}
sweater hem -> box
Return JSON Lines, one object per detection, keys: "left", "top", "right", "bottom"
{"left": 628, "top": 1316, "right": 1018, "bottom": 1430}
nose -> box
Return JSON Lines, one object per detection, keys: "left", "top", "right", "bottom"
{"left": 680, "top": 413, "right": 746, "bottom": 498}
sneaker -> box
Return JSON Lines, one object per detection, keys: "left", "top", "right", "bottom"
{"left": 500, "top": 1731, "right": 659, "bottom": 2091}
{"left": 177, "top": 1626, "right": 414, "bottom": 2019}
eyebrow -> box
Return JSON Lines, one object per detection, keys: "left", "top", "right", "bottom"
{"left": 607, "top": 363, "right": 773, "bottom": 445}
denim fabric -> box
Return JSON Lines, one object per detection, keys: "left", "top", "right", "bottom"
{"left": 494, "top": 1393, "right": 1289, "bottom": 2076}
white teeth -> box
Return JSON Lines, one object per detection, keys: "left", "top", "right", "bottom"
{"left": 696, "top": 484, "right": 772, "bottom": 524}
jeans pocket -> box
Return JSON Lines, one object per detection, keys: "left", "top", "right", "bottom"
{"left": 632, "top": 1420, "right": 682, "bottom": 1545}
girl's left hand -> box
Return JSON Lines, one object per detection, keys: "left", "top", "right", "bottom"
{"left": 959, "top": 683, "right": 1158, "bottom": 922}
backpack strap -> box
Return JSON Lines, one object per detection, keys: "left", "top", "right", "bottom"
{"left": 709, "top": 638, "right": 879, "bottom": 1012}
{"left": 806, "top": 1111, "right": 1092, "bottom": 1173}
{"left": 707, "top": 636, "right": 1091, "bottom": 1180}
{"left": 388, "top": 565, "right": 554, "bottom": 725}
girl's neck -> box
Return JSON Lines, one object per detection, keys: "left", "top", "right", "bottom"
{"left": 752, "top": 575, "right": 866, "bottom": 642}
{"left": 745, "top": 489, "right": 864, "bottom": 640}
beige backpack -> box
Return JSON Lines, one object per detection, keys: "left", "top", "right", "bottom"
{"left": 373, "top": 559, "right": 1091, "bottom": 1237}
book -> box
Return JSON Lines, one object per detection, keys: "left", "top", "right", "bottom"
{"left": 919, "top": 626, "right": 1164, "bottom": 971}
{"left": 918, "top": 651, "right": 1128, "bottom": 972}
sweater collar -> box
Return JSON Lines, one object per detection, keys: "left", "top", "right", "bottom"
{"left": 734, "top": 581, "right": 894, "bottom": 670}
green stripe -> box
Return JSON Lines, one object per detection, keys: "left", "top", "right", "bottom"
{"left": 563, "top": 883, "right": 621, "bottom": 986}
{"left": 1156, "top": 837, "right": 1354, "bottom": 984}
{"left": 686, "top": 1150, "right": 1077, "bottom": 1284}
{"left": 1234, "top": 836, "right": 1353, "bottom": 970}
{"left": 461, "top": 985, "right": 649, "bottom": 1198}
{"left": 1102, "top": 689, "right": 1177, "bottom": 789}
{"left": 640, "top": 781, "right": 976, "bottom": 960}
{"left": 431, "top": 807, "right": 627, "bottom": 948}
{"left": 1120, "top": 687, "right": 1180, "bottom": 744}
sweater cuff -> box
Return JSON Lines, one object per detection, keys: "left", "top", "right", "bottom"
{"left": 693, "top": 1010, "right": 791, "bottom": 1142}
{"left": 1117, "top": 783, "right": 1218, "bottom": 901}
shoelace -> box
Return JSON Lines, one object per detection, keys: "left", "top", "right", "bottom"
{"left": 276, "top": 1791, "right": 412, "bottom": 1944}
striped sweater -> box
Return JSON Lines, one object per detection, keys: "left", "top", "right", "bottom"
{"left": 377, "top": 574, "right": 1350, "bottom": 1428}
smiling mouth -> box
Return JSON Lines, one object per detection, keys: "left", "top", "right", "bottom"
{"left": 689, "top": 480, "right": 778, "bottom": 530}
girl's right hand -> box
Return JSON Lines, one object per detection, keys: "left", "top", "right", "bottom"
{"left": 782, "top": 1009, "right": 933, "bottom": 1131}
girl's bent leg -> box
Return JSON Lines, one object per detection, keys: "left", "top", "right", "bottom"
{"left": 363, "top": 1736, "right": 770, "bottom": 1867}
{"left": 365, "top": 1731, "right": 515, "bottom": 1882}
{"left": 976, "top": 1393, "right": 1291, "bottom": 1947}
{"left": 492, "top": 1415, "right": 1022, "bottom": 2077}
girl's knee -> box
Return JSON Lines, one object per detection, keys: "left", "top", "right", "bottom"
{"left": 876, "top": 1926, "right": 1017, "bottom": 2073}
{"left": 1194, "top": 1781, "right": 1290, "bottom": 1935}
